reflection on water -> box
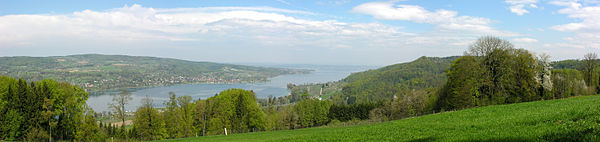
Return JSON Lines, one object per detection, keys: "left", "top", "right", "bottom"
{"left": 87, "top": 64, "right": 377, "bottom": 112}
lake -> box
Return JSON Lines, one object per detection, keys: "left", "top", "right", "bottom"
{"left": 87, "top": 64, "right": 377, "bottom": 112}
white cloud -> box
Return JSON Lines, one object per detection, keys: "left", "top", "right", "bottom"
{"left": 549, "top": 0, "right": 600, "bottom": 49}
{"left": 351, "top": 2, "right": 491, "bottom": 27}
{"left": 505, "top": 0, "right": 539, "bottom": 15}
{"left": 513, "top": 37, "right": 539, "bottom": 43}
{"left": 510, "top": 4, "right": 530, "bottom": 15}
{"left": 0, "top": 3, "right": 528, "bottom": 65}
{"left": 0, "top": 4, "right": 406, "bottom": 44}
{"left": 276, "top": 0, "right": 291, "bottom": 5}
{"left": 351, "top": 1, "right": 520, "bottom": 40}
{"left": 0, "top": 4, "right": 428, "bottom": 65}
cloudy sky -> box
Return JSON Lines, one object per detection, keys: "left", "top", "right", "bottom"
{"left": 1, "top": 0, "right": 599, "bottom": 65}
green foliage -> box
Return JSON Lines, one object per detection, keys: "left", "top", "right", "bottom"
{"left": 0, "top": 76, "right": 90, "bottom": 141}
{"left": 552, "top": 57, "right": 600, "bottom": 93}
{"left": 551, "top": 69, "right": 592, "bottom": 98}
{"left": 163, "top": 92, "right": 196, "bottom": 138}
{"left": 164, "top": 92, "right": 182, "bottom": 138}
{"left": 328, "top": 103, "right": 378, "bottom": 122}
{"left": 161, "top": 95, "right": 600, "bottom": 142}
{"left": 582, "top": 53, "right": 599, "bottom": 93}
{"left": 133, "top": 96, "right": 168, "bottom": 140}
{"left": 553, "top": 59, "right": 582, "bottom": 69}
{"left": 293, "top": 98, "right": 332, "bottom": 127}
{"left": 439, "top": 37, "right": 544, "bottom": 110}
{"left": 369, "top": 89, "right": 437, "bottom": 121}
{"left": 195, "top": 89, "right": 266, "bottom": 136}
{"left": 438, "top": 56, "right": 480, "bottom": 109}
{"left": 338, "top": 56, "right": 458, "bottom": 104}
{"left": 1, "top": 109, "right": 22, "bottom": 140}
{"left": 177, "top": 95, "right": 195, "bottom": 138}
{"left": 75, "top": 111, "right": 106, "bottom": 141}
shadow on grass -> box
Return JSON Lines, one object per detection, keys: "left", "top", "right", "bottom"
{"left": 408, "top": 136, "right": 436, "bottom": 142}
{"left": 459, "top": 137, "right": 532, "bottom": 142}
{"left": 542, "top": 127, "right": 600, "bottom": 142}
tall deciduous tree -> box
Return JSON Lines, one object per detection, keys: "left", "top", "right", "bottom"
{"left": 177, "top": 95, "right": 194, "bottom": 137}
{"left": 164, "top": 92, "right": 181, "bottom": 138}
{"left": 439, "top": 56, "right": 480, "bottom": 110}
{"left": 194, "top": 89, "right": 265, "bottom": 135}
{"left": 582, "top": 53, "right": 598, "bottom": 92}
{"left": 466, "top": 36, "right": 515, "bottom": 105}
{"left": 441, "top": 36, "right": 544, "bottom": 109}
{"left": 133, "top": 95, "right": 167, "bottom": 140}
{"left": 110, "top": 89, "right": 132, "bottom": 126}
{"left": 537, "top": 53, "right": 553, "bottom": 99}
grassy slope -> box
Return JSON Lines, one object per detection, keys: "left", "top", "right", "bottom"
{"left": 161, "top": 95, "right": 600, "bottom": 142}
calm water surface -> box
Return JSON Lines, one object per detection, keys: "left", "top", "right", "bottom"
{"left": 87, "top": 64, "right": 376, "bottom": 112}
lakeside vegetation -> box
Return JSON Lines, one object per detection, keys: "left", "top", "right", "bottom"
{"left": 0, "top": 54, "right": 310, "bottom": 92}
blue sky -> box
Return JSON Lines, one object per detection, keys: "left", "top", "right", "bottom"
{"left": 1, "top": 0, "right": 599, "bottom": 65}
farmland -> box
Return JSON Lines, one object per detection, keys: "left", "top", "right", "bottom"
{"left": 0, "top": 54, "right": 310, "bottom": 92}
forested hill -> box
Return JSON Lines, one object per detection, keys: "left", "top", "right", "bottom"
{"left": 290, "top": 56, "right": 588, "bottom": 105}
{"left": 335, "top": 56, "right": 459, "bottom": 104}
{"left": 0, "top": 54, "right": 310, "bottom": 92}
{"left": 552, "top": 59, "right": 600, "bottom": 69}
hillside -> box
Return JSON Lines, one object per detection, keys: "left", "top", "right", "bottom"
{"left": 0, "top": 54, "right": 309, "bottom": 92}
{"left": 288, "top": 56, "right": 458, "bottom": 104}
{"left": 162, "top": 95, "right": 600, "bottom": 142}
{"left": 290, "top": 56, "right": 586, "bottom": 105}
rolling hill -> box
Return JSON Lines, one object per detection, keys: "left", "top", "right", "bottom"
{"left": 161, "top": 95, "right": 600, "bottom": 142}
{"left": 0, "top": 54, "right": 310, "bottom": 92}
{"left": 295, "top": 56, "right": 584, "bottom": 104}
{"left": 339, "top": 56, "right": 459, "bottom": 103}
{"left": 289, "top": 56, "right": 459, "bottom": 104}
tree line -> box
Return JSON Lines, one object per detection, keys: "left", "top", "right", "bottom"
{"left": 0, "top": 76, "right": 99, "bottom": 141}
{"left": 365, "top": 37, "right": 599, "bottom": 123}
{"left": 437, "top": 36, "right": 595, "bottom": 110}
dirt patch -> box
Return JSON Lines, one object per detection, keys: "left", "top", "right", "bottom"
{"left": 112, "top": 120, "right": 133, "bottom": 127}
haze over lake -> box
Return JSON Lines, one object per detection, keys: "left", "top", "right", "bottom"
{"left": 87, "top": 64, "right": 376, "bottom": 112}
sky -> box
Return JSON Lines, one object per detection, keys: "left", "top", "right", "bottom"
{"left": 0, "top": 0, "right": 599, "bottom": 65}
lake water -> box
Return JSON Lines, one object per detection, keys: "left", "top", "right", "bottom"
{"left": 87, "top": 64, "right": 377, "bottom": 113}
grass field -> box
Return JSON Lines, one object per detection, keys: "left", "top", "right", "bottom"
{"left": 160, "top": 95, "right": 600, "bottom": 142}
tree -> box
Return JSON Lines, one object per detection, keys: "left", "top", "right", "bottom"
{"left": 440, "top": 36, "right": 545, "bottom": 110}
{"left": 133, "top": 95, "right": 167, "bottom": 140}
{"left": 177, "top": 95, "right": 194, "bottom": 137}
{"left": 508, "top": 49, "right": 538, "bottom": 102}
{"left": 0, "top": 77, "right": 90, "bottom": 141}
{"left": 75, "top": 109, "right": 105, "bottom": 141}
{"left": 294, "top": 98, "right": 332, "bottom": 127}
{"left": 110, "top": 89, "right": 133, "bottom": 127}
{"left": 280, "top": 105, "right": 298, "bottom": 130}
{"left": 164, "top": 92, "right": 181, "bottom": 138}
{"left": 197, "top": 89, "right": 266, "bottom": 135}
{"left": 552, "top": 69, "right": 590, "bottom": 98}
{"left": 467, "top": 36, "right": 514, "bottom": 105}
{"left": 582, "top": 53, "right": 598, "bottom": 92}
{"left": 1, "top": 109, "right": 23, "bottom": 141}
{"left": 537, "top": 53, "right": 553, "bottom": 99}
{"left": 439, "top": 56, "right": 480, "bottom": 110}
{"left": 194, "top": 100, "right": 208, "bottom": 136}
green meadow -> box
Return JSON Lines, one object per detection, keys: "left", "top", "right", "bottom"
{"left": 161, "top": 95, "right": 600, "bottom": 142}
